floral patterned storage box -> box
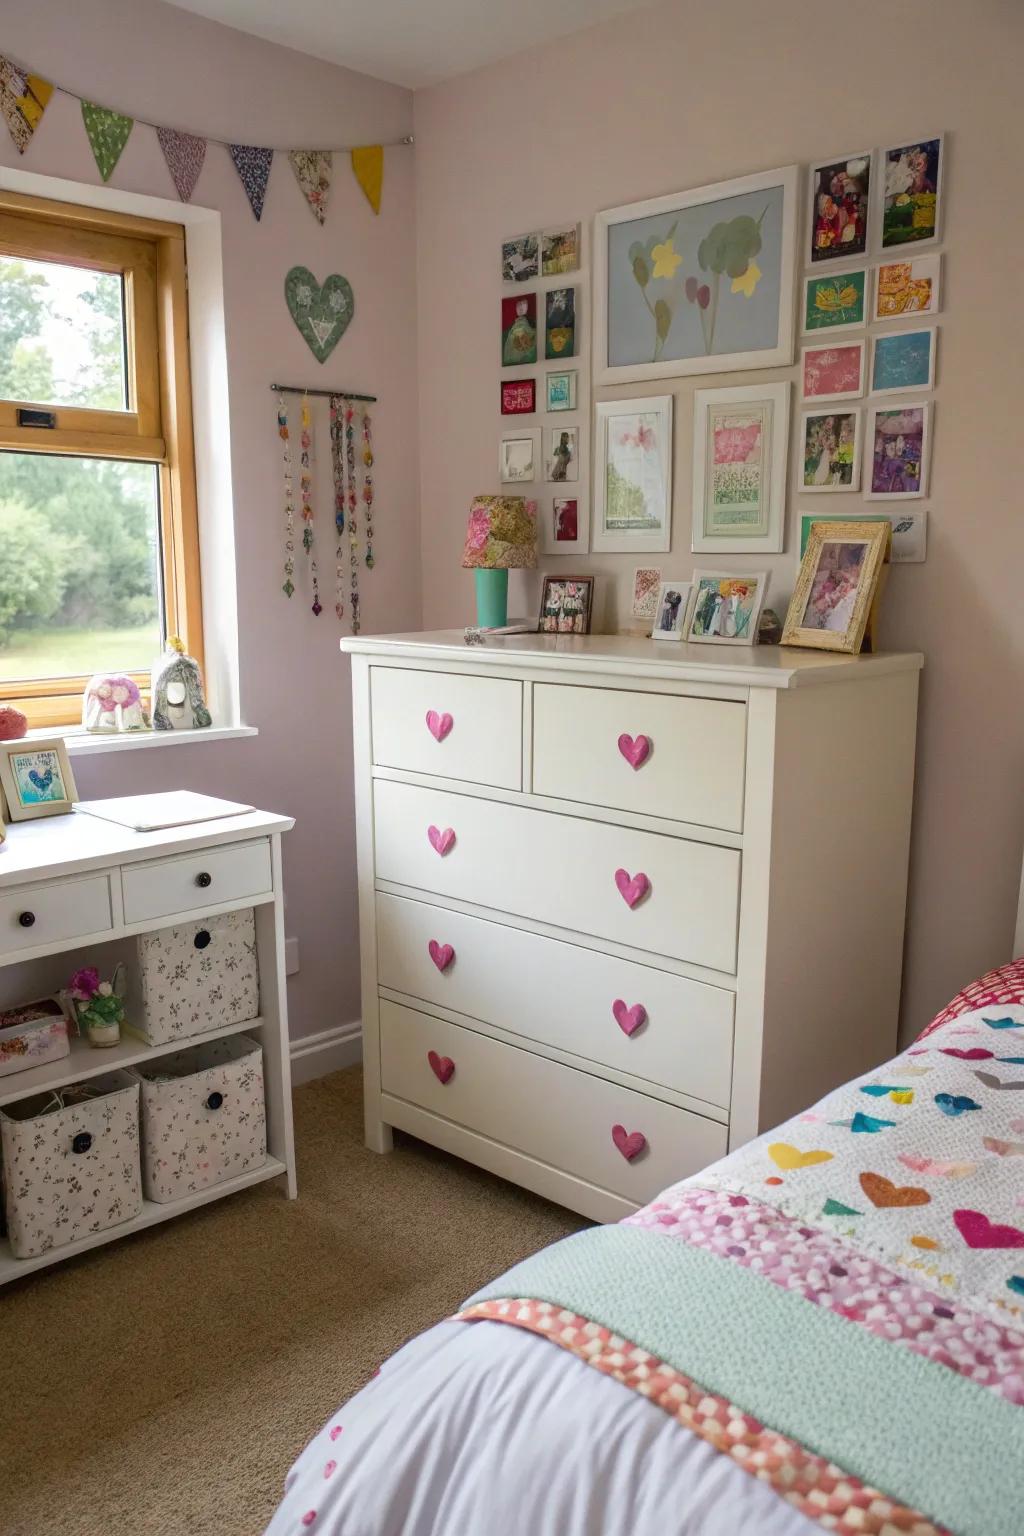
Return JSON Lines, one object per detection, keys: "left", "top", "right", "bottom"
{"left": 0, "top": 1072, "right": 142, "bottom": 1260}
{"left": 134, "top": 1034, "right": 266, "bottom": 1203}
{"left": 0, "top": 1000, "right": 70, "bottom": 1079}
{"left": 134, "top": 908, "right": 260, "bottom": 1045}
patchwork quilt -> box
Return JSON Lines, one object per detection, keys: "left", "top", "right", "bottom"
{"left": 458, "top": 1004, "right": 1024, "bottom": 1536}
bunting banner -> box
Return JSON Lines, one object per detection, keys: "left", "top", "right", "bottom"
{"left": 0, "top": 55, "right": 53, "bottom": 154}
{"left": 81, "top": 101, "right": 133, "bottom": 182}
{"left": 351, "top": 145, "right": 383, "bottom": 216}
{"left": 157, "top": 126, "right": 207, "bottom": 202}
{"left": 288, "top": 149, "right": 332, "bottom": 225}
{"left": 229, "top": 143, "right": 274, "bottom": 221}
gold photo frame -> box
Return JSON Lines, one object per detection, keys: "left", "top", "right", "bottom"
{"left": 0, "top": 737, "right": 78, "bottom": 822}
{"left": 781, "top": 520, "right": 890, "bottom": 655}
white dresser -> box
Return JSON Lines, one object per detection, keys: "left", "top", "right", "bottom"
{"left": 342, "top": 632, "right": 922, "bottom": 1222}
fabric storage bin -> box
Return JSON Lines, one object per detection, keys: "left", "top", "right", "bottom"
{"left": 134, "top": 907, "right": 260, "bottom": 1045}
{"left": 135, "top": 1033, "right": 266, "bottom": 1203}
{"left": 0, "top": 1072, "right": 142, "bottom": 1259}
{"left": 0, "top": 1000, "right": 70, "bottom": 1079}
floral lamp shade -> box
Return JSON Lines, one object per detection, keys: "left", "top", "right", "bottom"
{"left": 462, "top": 496, "right": 538, "bottom": 570}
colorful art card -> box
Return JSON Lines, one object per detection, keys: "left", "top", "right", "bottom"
{"left": 870, "top": 329, "right": 935, "bottom": 394}
{"left": 801, "top": 410, "right": 862, "bottom": 491}
{"left": 541, "top": 225, "right": 580, "bottom": 276}
{"left": 801, "top": 341, "right": 865, "bottom": 402}
{"left": 631, "top": 566, "right": 662, "bottom": 619}
{"left": 501, "top": 378, "right": 536, "bottom": 415}
{"left": 553, "top": 498, "right": 579, "bottom": 543}
{"left": 502, "top": 233, "right": 539, "bottom": 283}
{"left": 688, "top": 572, "right": 768, "bottom": 645}
{"left": 546, "top": 424, "right": 579, "bottom": 483}
{"left": 881, "top": 136, "right": 942, "bottom": 248}
{"left": 545, "top": 287, "right": 576, "bottom": 360}
{"left": 866, "top": 402, "right": 931, "bottom": 499}
{"left": 802, "top": 269, "right": 867, "bottom": 335}
{"left": 874, "top": 256, "right": 941, "bottom": 321}
{"left": 502, "top": 293, "right": 537, "bottom": 367}
{"left": 546, "top": 370, "right": 577, "bottom": 411}
{"left": 809, "top": 153, "right": 870, "bottom": 263}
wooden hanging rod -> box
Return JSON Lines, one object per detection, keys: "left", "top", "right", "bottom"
{"left": 270, "top": 384, "right": 377, "bottom": 403}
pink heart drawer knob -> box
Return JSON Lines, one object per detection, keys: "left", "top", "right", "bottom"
{"left": 614, "top": 869, "right": 650, "bottom": 908}
{"left": 427, "top": 825, "right": 456, "bottom": 856}
{"left": 428, "top": 940, "right": 455, "bottom": 973}
{"left": 617, "top": 733, "right": 651, "bottom": 770}
{"left": 612, "top": 1124, "right": 647, "bottom": 1162}
{"left": 428, "top": 1049, "right": 455, "bottom": 1084}
{"left": 612, "top": 999, "right": 647, "bottom": 1037}
{"left": 426, "top": 710, "right": 454, "bottom": 742}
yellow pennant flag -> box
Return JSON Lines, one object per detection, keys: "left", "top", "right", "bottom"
{"left": 351, "top": 145, "right": 383, "bottom": 215}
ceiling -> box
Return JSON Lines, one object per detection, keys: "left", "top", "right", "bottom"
{"left": 162, "top": 0, "right": 658, "bottom": 89}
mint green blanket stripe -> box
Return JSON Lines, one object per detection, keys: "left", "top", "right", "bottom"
{"left": 467, "top": 1227, "right": 1024, "bottom": 1536}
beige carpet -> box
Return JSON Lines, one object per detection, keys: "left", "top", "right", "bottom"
{"left": 3, "top": 1067, "right": 586, "bottom": 1536}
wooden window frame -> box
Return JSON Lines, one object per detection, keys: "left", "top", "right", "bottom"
{"left": 0, "top": 191, "right": 202, "bottom": 728}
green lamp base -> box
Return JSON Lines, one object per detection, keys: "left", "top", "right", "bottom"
{"left": 474, "top": 568, "right": 509, "bottom": 628}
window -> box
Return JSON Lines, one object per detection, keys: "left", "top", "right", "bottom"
{"left": 0, "top": 192, "right": 202, "bottom": 727}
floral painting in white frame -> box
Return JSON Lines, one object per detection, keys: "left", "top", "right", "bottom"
{"left": 592, "top": 394, "right": 673, "bottom": 553}
{"left": 873, "top": 254, "right": 941, "bottom": 322}
{"left": 870, "top": 328, "right": 936, "bottom": 394}
{"left": 593, "top": 165, "right": 799, "bottom": 385}
{"left": 691, "top": 381, "right": 789, "bottom": 553}
{"left": 800, "top": 409, "right": 862, "bottom": 492}
{"left": 800, "top": 340, "right": 865, "bottom": 403}
{"left": 865, "top": 401, "right": 931, "bottom": 500}
{"left": 687, "top": 570, "right": 768, "bottom": 646}
{"left": 499, "top": 428, "right": 541, "bottom": 485}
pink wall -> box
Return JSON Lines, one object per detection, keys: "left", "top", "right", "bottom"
{"left": 0, "top": 0, "right": 419, "bottom": 1040}
{"left": 413, "top": 0, "right": 1024, "bottom": 1042}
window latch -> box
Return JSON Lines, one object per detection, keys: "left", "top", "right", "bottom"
{"left": 17, "top": 407, "right": 56, "bottom": 429}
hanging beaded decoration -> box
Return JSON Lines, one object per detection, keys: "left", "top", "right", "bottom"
{"left": 329, "top": 394, "right": 346, "bottom": 621}
{"left": 345, "top": 400, "right": 361, "bottom": 634}
{"left": 361, "top": 405, "right": 375, "bottom": 569}
{"left": 279, "top": 399, "right": 296, "bottom": 598}
{"left": 299, "top": 396, "right": 321, "bottom": 616}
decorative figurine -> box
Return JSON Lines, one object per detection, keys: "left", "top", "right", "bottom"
{"left": 82, "top": 673, "right": 150, "bottom": 733}
{"left": 0, "top": 705, "right": 28, "bottom": 741}
{"left": 151, "top": 637, "right": 212, "bottom": 731}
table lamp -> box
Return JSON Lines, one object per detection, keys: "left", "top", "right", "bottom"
{"left": 461, "top": 495, "right": 538, "bottom": 628}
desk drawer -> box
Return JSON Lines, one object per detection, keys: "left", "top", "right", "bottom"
{"left": 0, "top": 874, "right": 113, "bottom": 957}
{"left": 380, "top": 1000, "right": 727, "bottom": 1205}
{"left": 121, "top": 839, "right": 273, "bottom": 925}
{"left": 377, "top": 893, "right": 734, "bottom": 1108}
{"left": 371, "top": 667, "right": 523, "bottom": 790}
{"left": 373, "top": 780, "right": 740, "bottom": 973}
{"left": 532, "top": 684, "right": 746, "bottom": 831}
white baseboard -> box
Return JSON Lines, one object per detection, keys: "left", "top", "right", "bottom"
{"left": 290, "top": 1020, "right": 362, "bottom": 1085}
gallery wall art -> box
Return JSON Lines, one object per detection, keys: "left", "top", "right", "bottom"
{"left": 808, "top": 152, "right": 871, "bottom": 264}
{"left": 865, "top": 402, "right": 931, "bottom": 500}
{"left": 691, "top": 382, "right": 789, "bottom": 553}
{"left": 800, "top": 340, "right": 865, "bottom": 403}
{"left": 592, "top": 395, "right": 673, "bottom": 553}
{"left": 880, "top": 135, "right": 943, "bottom": 249}
{"left": 870, "top": 329, "right": 936, "bottom": 394}
{"left": 801, "top": 268, "right": 868, "bottom": 335}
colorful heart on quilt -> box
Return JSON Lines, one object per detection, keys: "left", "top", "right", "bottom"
{"left": 984, "top": 1016, "right": 1023, "bottom": 1030}
{"left": 861, "top": 1084, "right": 897, "bottom": 1097}
{"left": 850, "top": 1112, "right": 896, "bottom": 1133}
{"left": 768, "top": 1142, "right": 833, "bottom": 1171}
{"left": 898, "top": 1154, "right": 976, "bottom": 1179}
{"left": 859, "top": 1172, "right": 931, "bottom": 1208}
{"left": 911, "top": 1235, "right": 941, "bottom": 1251}
{"left": 954, "top": 1208, "right": 1024, "bottom": 1249}
{"left": 612, "top": 999, "right": 647, "bottom": 1037}
{"left": 425, "top": 710, "right": 454, "bottom": 742}
{"left": 428, "top": 940, "right": 455, "bottom": 973}
{"left": 427, "top": 825, "right": 456, "bottom": 856}
{"left": 285, "top": 265, "right": 355, "bottom": 363}
{"left": 614, "top": 869, "right": 650, "bottom": 908}
{"left": 822, "top": 1198, "right": 861, "bottom": 1217}
{"left": 983, "top": 1137, "right": 1024, "bottom": 1157}
{"left": 903, "top": 1066, "right": 933, "bottom": 1077}
{"left": 1007, "top": 1276, "right": 1024, "bottom": 1295}
{"left": 427, "top": 1050, "right": 455, "bottom": 1084}
{"left": 617, "top": 733, "right": 651, "bottom": 770}
{"left": 612, "top": 1124, "right": 647, "bottom": 1161}
{"left": 999, "top": 1057, "right": 1024, "bottom": 1065}
{"left": 935, "top": 1093, "right": 981, "bottom": 1117}
{"left": 941, "top": 1047, "right": 993, "bottom": 1060}
{"left": 974, "top": 1070, "right": 1024, "bottom": 1091}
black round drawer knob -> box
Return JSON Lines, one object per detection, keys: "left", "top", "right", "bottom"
{"left": 195, "top": 871, "right": 212, "bottom": 888}
{"left": 194, "top": 929, "right": 212, "bottom": 951}
{"left": 71, "top": 1132, "right": 92, "bottom": 1154}
{"left": 18, "top": 911, "right": 35, "bottom": 928}
{"left": 206, "top": 1091, "right": 224, "bottom": 1111}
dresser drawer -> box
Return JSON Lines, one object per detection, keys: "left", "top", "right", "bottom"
{"left": 370, "top": 667, "right": 523, "bottom": 790}
{"left": 532, "top": 684, "right": 746, "bottom": 831}
{"left": 0, "top": 874, "right": 113, "bottom": 957}
{"left": 380, "top": 1000, "right": 727, "bottom": 1204}
{"left": 121, "top": 839, "right": 273, "bottom": 925}
{"left": 377, "top": 893, "right": 733, "bottom": 1108}
{"left": 373, "top": 780, "right": 740, "bottom": 972}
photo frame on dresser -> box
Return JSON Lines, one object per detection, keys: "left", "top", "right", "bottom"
{"left": 0, "top": 738, "right": 77, "bottom": 821}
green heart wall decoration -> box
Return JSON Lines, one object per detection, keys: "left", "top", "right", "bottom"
{"left": 284, "top": 266, "right": 355, "bottom": 364}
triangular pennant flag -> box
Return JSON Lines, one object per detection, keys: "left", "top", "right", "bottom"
{"left": 157, "top": 127, "right": 207, "bottom": 202}
{"left": 288, "top": 150, "right": 332, "bottom": 225}
{"left": 0, "top": 55, "right": 53, "bottom": 154}
{"left": 229, "top": 144, "right": 274, "bottom": 221}
{"left": 351, "top": 146, "right": 383, "bottom": 215}
{"left": 81, "top": 101, "right": 133, "bottom": 183}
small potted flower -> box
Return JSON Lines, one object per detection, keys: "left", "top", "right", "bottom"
{"left": 68, "top": 966, "right": 126, "bottom": 1049}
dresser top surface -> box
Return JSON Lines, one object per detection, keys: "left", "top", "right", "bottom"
{"left": 341, "top": 630, "right": 923, "bottom": 689}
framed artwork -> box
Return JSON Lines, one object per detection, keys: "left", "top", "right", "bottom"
{"left": 542, "top": 225, "right": 580, "bottom": 276}
{"left": 631, "top": 566, "right": 662, "bottom": 620}
{"left": 800, "top": 409, "right": 862, "bottom": 492}
{"left": 865, "top": 401, "right": 931, "bottom": 499}
{"left": 880, "top": 135, "right": 943, "bottom": 250}
{"left": 539, "top": 574, "right": 594, "bottom": 634}
{"left": 691, "top": 382, "right": 789, "bottom": 553}
{"left": 782, "top": 521, "right": 890, "bottom": 654}
{"left": 808, "top": 152, "right": 871, "bottom": 264}
{"left": 592, "top": 394, "right": 673, "bottom": 553}
{"left": 873, "top": 255, "right": 941, "bottom": 321}
{"left": 546, "top": 370, "right": 577, "bottom": 412}
{"left": 545, "top": 424, "right": 580, "bottom": 483}
{"left": 652, "top": 580, "right": 694, "bottom": 641}
{"left": 540, "top": 495, "right": 589, "bottom": 556}
{"left": 501, "top": 293, "right": 537, "bottom": 367}
{"left": 499, "top": 428, "right": 541, "bottom": 484}
{"left": 870, "top": 328, "right": 936, "bottom": 394}
{"left": 502, "top": 233, "right": 539, "bottom": 283}
{"left": 801, "top": 268, "right": 867, "bottom": 335}
{"left": 687, "top": 571, "right": 769, "bottom": 646}
{"left": 593, "top": 164, "right": 799, "bottom": 384}
{"left": 0, "top": 738, "right": 77, "bottom": 821}
{"left": 800, "top": 340, "right": 865, "bottom": 403}
{"left": 500, "top": 378, "right": 536, "bottom": 415}
{"left": 799, "top": 510, "right": 927, "bottom": 564}
{"left": 545, "top": 287, "right": 576, "bottom": 360}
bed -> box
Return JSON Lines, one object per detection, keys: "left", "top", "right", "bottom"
{"left": 265, "top": 961, "right": 1024, "bottom": 1536}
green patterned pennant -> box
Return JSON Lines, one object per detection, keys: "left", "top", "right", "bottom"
{"left": 81, "top": 101, "right": 133, "bottom": 182}
{"left": 284, "top": 266, "right": 355, "bottom": 364}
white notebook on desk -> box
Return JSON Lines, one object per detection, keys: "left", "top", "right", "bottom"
{"left": 73, "top": 791, "right": 255, "bottom": 832}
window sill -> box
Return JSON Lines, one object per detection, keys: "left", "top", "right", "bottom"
{"left": 27, "top": 725, "right": 258, "bottom": 757}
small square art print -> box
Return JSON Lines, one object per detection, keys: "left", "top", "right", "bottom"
{"left": 545, "top": 287, "right": 576, "bottom": 360}
{"left": 802, "top": 269, "right": 867, "bottom": 335}
{"left": 502, "top": 293, "right": 538, "bottom": 367}
{"left": 809, "top": 152, "right": 870, "bottom": 263}
{"left": 541, "top": 225, "right": 580, "bottom": 276}
{"left": 553, "top": 498, "right": 579, "bottom": 543}
{"left": 502, "top": 233, "right": 539, "bottom": 283}
{"left": 801, "top": 410, "right": 861, "bottom": 491}
{"left": 539, "top": 575, "right": 594, "bottom": 634}
{"left": 882, "top": 137, "right": 942, "bottom": 248}
{"left": 546, "top": 370, "right": 577, "bottom": 412}
{"left": 874, "top": 256, "right": 941, "bottom": 321}
{"left": 866, "top": 402, "right": 931, "bottom": 499}
{"left": 501, "top": 378, "right": 537, "bottom": 415}
{"left": 801, "top": 341, "right": 865, "bottom": 402}
{"left": 870, "top": 329, "right": 935, "bottom": 394}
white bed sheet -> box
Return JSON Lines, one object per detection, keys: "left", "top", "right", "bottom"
{"left": 265, "top": 1317, "right": 818, "bottom": 1536}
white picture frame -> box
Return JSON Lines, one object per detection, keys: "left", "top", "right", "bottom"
{"left": 687, "top": 570, "right": 769, "bottom": 646}
{"left": 869, "top": 327, "right": 937, "bottom": 394}
{"left": 876, "top": 133, "right": 944, "bottom": 255}
{"left": 691, "top": 381, "right": 789, "bottom": 554}
{"left": 800, "top": 268, "right": 869, "bottom": 337}
{"left": 545, "top": 424, "right": 580, "bottom": 484}
{"left": 539, "top": 492, "right": 590, "bottom": 556}
{"left": 872, "top": 253, "right": 942, "bottom": 323}
{"left": 651, "top": 580, "right": 694, "bottom": 641}
{"left": 545, "top": 370, "right": 577, "bottom": 412}
{"left": 864, "top": 400, "right": 932, "bottom": 501}
{"left": 592, "top": 164, "right": 799, "bottom": 386}
{"left": 806, "top": 151, "right": 872, "bottom": 269}
{"left": 499, "top": 428, "right": 541, "bottom": 485}
{"left": 592, "top": 394, "right": 673, "bottom": 554}
{"left": 799, "top": 408, "right": 863, "bottom": 493}
{"left": 800, "top": 339, "right": 866, "bottom": 403}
